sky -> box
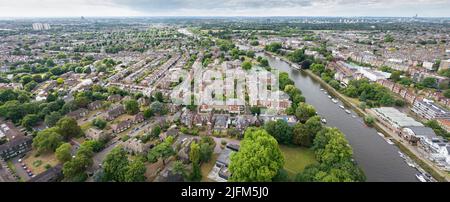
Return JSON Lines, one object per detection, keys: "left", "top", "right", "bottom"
{"left": 0, "top": 0, "right": 449, "bottom": 17}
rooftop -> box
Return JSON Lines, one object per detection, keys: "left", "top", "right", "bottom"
{"left": 373, "top": 107, "right": 423, "bottom": 128}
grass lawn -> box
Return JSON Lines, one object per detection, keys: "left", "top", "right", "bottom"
{"left": 23, "top": 150, "right": 59, "bottom": 175}
{"left": 80, "top": 122, "right": 92, "bottom": 132}
{"left": 280, "top": 145, "right": 317, "bottom": 178}
{"left": 201, "top": 153, "right": 219, "bottom": 182}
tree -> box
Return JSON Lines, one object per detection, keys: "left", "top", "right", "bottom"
{"left": 92, "top": 118, "right": 107, "bottom": 129}
{"left": 32, "top": 128, "right": 63, "bottom": 154}
{"left": 124, "top": 100, "right": 139, "bottom": 115}
{"left": 242, "top": 61, "right": 252, "bottom": 70}
{"left": 74, "top": 96, "right": 89, "bottom": 108}
{"left": 228, "top": 128, "right": 284, "bottom": 182}
{"left": 189, "top": 142, "right": 202, "bottom": 181}
{"left": 249, "top": 106, "right": 261, "bottom": 115}
{"left": 444, "top": 89, "right": 450, "bottom": 98}
{"left": 421, "top": 77, "right": 437, "bottom": 88}
{"left": 295, "top": 103, "right": 317, "bottom": 123}
{"left": 45, "top": 112, "right": 62, "bottom": 127}
{"left": 199, "top": 137, "right": 215, "bottom": 163}
{"left": 103, "top": 147, "right": 129, "bottom": 182}
{"left": 293, "top": 116, "right": 323, "bottom": 147}
{"left": 56, "top": 117, "right": 83, "bottom": 140}
{"left": 260, "top": 58, "right": 269, "bottom": 67}
{"left": 62, "top": 142, "right": 94, "bottom": 182}
{"left": 150, "top": 125, "right": 161, "bottom": 139}
{"left": 154, "top": 91, "right": 164, "bottom": 102}
{"left": 390, "top": 71, "right": 401, "bottom": 82}
{"left": 148, "top": 101, "right": 167, "bottom": 116}
{"left": 125, "top": 159, "right": 147, "bottom": 182}
{"left": 190, "top": 142, "right": 200, "bottom": 164}
{"left": 264, "top": 119, "right": 293, "bottom": 145}
{"left": 55, "top": 143, "right": 72, "bottom": 163}
{"left": 147, "top": 136, "right": 175, "bottom": 165}
{"left": 311, "top": 63, "right": 325, "bottom": 75}
{"left": 21, "top": 114, "right": 39, "bottom": 130}
{"left": 364, "top": 115, "right": 375, "bottom": 127}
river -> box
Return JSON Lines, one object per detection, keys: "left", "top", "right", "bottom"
{"left": 256, "top": 52, "right": 418, "bottom": 182}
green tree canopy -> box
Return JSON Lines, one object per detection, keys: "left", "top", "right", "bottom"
{"left": 229, "top": 128, "right": 284, "bottom": 182}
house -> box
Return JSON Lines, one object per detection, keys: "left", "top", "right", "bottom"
{"left": 437, "top": 119, "right": 450, "bottom": 133}
{"left": 0, "top": 120, "right": 33, "bottom": 160}
{"left": 176, "top": 137, "right": 196, "bottom": 163}
{"left": 105, "top": 105, "right": 125, "bottom": 121}
{"left": 401, "top": 126, "right": 437, "bottom": 145}
{"left": 28, "top": 164, "right": 63, "bottom": 182}
{"left": 214, "top": 144, "right": 240, "bottom": 180}
{"left": 133, "top": 113, "right": 145, "bottom": 124}
{"left": 137, "top": 97, "right": 150, "bottom": 107}
{"left": 108, "top": 94, "right": 122, "bottom": 102}
{"left": 233, "top": 115, "right": 250, "bottom": 133}
{"left": 85, "top": 128, "right": 109, "bottom": 141}
{"left": 412, "top": 99, "right": 450, "bottom": 120}
{"left": 88, "top": 100, "right": 103, "bottom": 110}
{"left": 259, "top": 115, "right": 297, "bottom": 126}
{"left": 111, "top": 120, "right": 132, "bottom": 134}
{"left": 122, "top": 138, "right": 152, "bottom": 155}
{"left": 66, "top": 108, "right": 88, "bottom": 120}
{"left": 213, "top": 115, "right": 230, "bottom": 131}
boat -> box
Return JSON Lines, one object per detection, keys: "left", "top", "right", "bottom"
{"left": 415, "top": 173, "right": 427, "bottom": 182}
{"left": 386, "top": 139, "right": 394, "bottom": 145}
{"left": 328, "top": 95, "right": 332, "bottom": 99}
{"left": 339, "top": 105, "right": 345, "bottom": 109}
{"left": 275, "top": 57, "right": 280, "bottom": 60}
{"left": 320, "top": 88, "right": 324, "bottom": 91}
{"left": 332, "top": 99, "right": 338, "bottom": 104}
{"left": 398, "top": 151, "right": 405, "bottom": 159}
{"left": 321, "top": 119, "right": 327, "bottom": 124}
{"left": 345, "top": 110, "right": 351, "bottom": 114}
{"left": 377, "top": 132, "right": 385, "bottom": 137}
{"left": 407, "top": 162, "right": 416, "bottom": 168}
{"left": 324, "top": 91, "right": 328, "bottom": 95}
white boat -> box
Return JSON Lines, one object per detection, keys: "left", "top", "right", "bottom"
{"left": 275, "top": 57, "right": 280, "bottom": 60}
{"left": 377, "top": 132, "right": 385, "bottom": 137}
{"left": 328, "top": 95, "right": 332, "bottom": 99}
{"left": 320, "top": 88, "right": 324, "bottom": 91}
{"left": 416, "top": 174, "right": 427, "bottom": 182}
{"left": 332, "top": 99, "right": 338, "bottom": 104}
{"left": 339, "top": 105, "right": 345, "bottom": 109}
{"left": 345, "top": 110, "right": 351, "bottom": 114}
{"left": 398, "top": 151, "right": 405, "bottom": 159}
{"left": 407, "top": 162, "right": 415, "bottom": 168}
{"left": 385, "top": 138, "right": 394, "bottom": 145}
{"left": 324, "top": 91, "right": 328, "bottom": 95}
{"left": 321, "top": 119, "right": 327, "bottom": 124}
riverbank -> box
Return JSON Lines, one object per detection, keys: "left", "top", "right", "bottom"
{"left": 302, "top": 66, "right": 449, "bottom": 182}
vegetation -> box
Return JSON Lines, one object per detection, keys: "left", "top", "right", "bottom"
{"left": 229, "top": 128, "right": 284, "bottom": 182}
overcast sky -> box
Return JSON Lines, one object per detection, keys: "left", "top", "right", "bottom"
{"left": 0, "top": 0, "right": 449, "bottom": 17}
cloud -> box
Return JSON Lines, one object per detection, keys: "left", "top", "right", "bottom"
{"left": 0, "top": 0, "right": 449, "bottom": 17}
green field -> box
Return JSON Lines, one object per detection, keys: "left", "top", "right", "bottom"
{"left": 280, "top": 145, "right": 317, "bottom": 177}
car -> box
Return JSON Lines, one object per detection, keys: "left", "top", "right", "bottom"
{"left": 83, "top": 118, "right": 88, "bottom": 121}
{"left": 23, "top": 166, "right": 27, "bottom": 170}
{"left": 27, "top": 173, "right": 33, "bottom": 177}
{"left": 31, "top": 175, "right": 36, "bottom": 178}
{"left": 18, "top": 159, "right": 22, "bottom": 163}
{"left": 26, "top": 169, "right": 31, "bottom": 173}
